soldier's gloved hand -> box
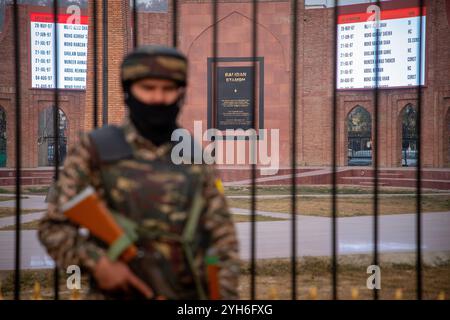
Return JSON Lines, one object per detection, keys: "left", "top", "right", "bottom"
{"left": 93, "top": 256, "right": 154, "bottom": 299}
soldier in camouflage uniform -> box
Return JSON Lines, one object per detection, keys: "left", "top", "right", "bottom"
{"left": 38, "top": 45, "right": 240, "bottom": 300}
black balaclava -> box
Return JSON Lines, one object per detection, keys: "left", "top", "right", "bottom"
{"left": 123, "top": 85, "right": 182, "bottom": 146}
{"left": 121, "top": 45, "right": 188, "bottom": 146}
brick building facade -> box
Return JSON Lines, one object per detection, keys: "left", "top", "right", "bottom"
{"left": 0, "top": 0, "right": 449, "bottom": 172}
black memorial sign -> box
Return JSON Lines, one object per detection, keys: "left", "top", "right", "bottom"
{"left": 216, "top": 66, "right": 255, "bottom": 130}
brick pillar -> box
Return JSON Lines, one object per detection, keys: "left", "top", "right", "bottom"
{"left": 85, "top": 0, "right": 130, "bottom": 131}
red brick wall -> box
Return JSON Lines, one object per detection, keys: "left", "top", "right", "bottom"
{"left": 178, "top": 0, "right": 292, "bottom": 167}
{"left": 0, "top": 5, "right": 86, "bottom": 168}
{"left": 84, "top": 0, "right": 173, "bottom": 130}
{"left": 297, "top": 0, "right": 450, "bottom": 167}
{"left": 1, "top": 0, "right": 450, "bottom": 169}
{"left": 85, "top": 0, "right": 130, "bottom": 130}
{"left": 0, "top": 5, "right": 16, "bottom": 168}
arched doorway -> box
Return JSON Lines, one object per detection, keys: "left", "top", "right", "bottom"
{"left": 400, "top": 104, "right": 418, "bottom": 167}
{"left": 0, "top": 107, "right": 6, "bottom": 167}
{"left": 38, "top": 107, "right": 68, "bottom": 167}
{"left": 347, "top": 105, "right": 372, "bottom": 166}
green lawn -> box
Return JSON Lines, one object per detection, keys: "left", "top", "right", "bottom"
{"left": 0, "top": 186, "right": 49, "bottom": 195}
{"left": 0, "top": 196, "right": 17, "bottom": 202}
{"left": 227, "top": 195, "right": 450, "bottom": 217}
{"left": 224, "top": 185, "right": 448, "bottom": 196}
{"left": 231, "top": 214, "right": 286, "bottom": 223}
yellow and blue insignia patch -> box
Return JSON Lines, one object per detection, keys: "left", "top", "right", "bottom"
{"left": 215, "top": 178, "right": 224, "bottom": 195}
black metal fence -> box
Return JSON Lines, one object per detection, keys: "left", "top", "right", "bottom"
{"left": 9, "top": 0, "right": 426, "bottom": 300}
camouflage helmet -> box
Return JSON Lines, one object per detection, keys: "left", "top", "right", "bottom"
{"left": 121, "top": 45, "right": 188, "bottom": 88}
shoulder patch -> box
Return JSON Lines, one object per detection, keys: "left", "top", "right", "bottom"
{"left": 214, "top": 178, "right": 224, "bottom": 195}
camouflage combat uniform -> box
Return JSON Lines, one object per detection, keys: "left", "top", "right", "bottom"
{"left": 38, "top": 119, "right": 240, "bottom": 300}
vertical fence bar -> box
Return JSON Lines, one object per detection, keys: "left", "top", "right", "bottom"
{"left": 416, "top": 0, "right": 424, "bottom": 300}
{"left": 290, "top": 0, "right": 298, "bottom": 301}
{"left": 102, "top": 0, "right": 108, "bottom": 125}
{"left": 172, "top": 0, "right": 177, "bottom": 47}
{"left": 132, "top": 0, "right": 137, "bottom": 48}
{"left": 52, "top": 0, "right": 60, "bottom": 300}
{"left": 212, "top": 0, "right": 218, "bottom": 126}
{"left": 331, "top": 0, "right": 339, "bottom": 300}
{"left": 372, "top": 0, "right": 381, "bottom": 301}
{"left": 212, "top": 0, "right": 218, "bottom": 174}
{"left": 12, "top": 0, "right": 21, "bottom": 301}
{"left": 93, "top": 0, "right": 99, "bottom": 129}
{"left": 250, "top": 0, "right": 258, "bottom": 300}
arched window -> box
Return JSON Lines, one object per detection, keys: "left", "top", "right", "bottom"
{"left": 347, "top": 105, "right": 372, "bottom": 166}
{"left": 38, "top": 107, "right": 68, "bottom": 167}
{"left": 401, "top": 104, "right": 417, "bottom": 167}
{"left": 0, "top": 0, "right": 6, "bottom": 33}
{"left": 0, "top": 106, "right": 6, "bottom": 167}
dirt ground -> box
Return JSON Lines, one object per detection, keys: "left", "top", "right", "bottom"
{"left": 1, "top": 255, "right": 448, "bottom": 300}
{"left": 0, "top": 208, "right": 42, "bottom": 219}
{"left": 238, "top": 257, "right": 450, "bottom": 300}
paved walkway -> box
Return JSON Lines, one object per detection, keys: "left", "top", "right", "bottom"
{"left": 0, "top": 212, "right": 45, "bottom": 228}
{"left": 0, "top": 194, "right": 47, "bottom": 210}
{"left": 235, "top": 211, "right": 450, "bottom": 259}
